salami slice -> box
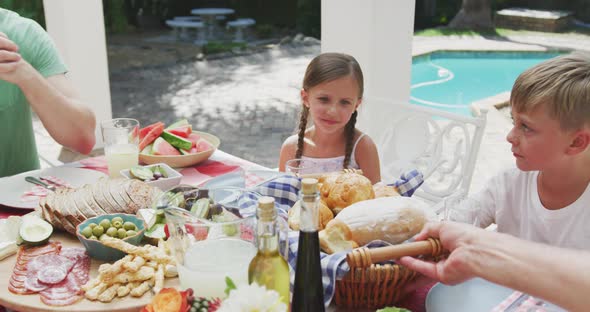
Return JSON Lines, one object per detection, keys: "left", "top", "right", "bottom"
{"left": 40, "top": 274, "right": 83, "bottom": 306}
{"left": 8, "top": 242, "right": 61, "bottom": 295}
{"left": 24, "top": 270, "right": 50, "bottom": 292}
{"left": 38, "top": 266, "right": 68, "bottom": 284}
{"left": 38, "top": 248, "right": 90, "bottom": 306}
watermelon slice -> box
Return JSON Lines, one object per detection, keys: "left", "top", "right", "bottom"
{"left": 160, "top": 130, "right": 192, "bottom": 150}
{"left": 167, "top": 125, "right": 192, "bottom": 138}
{"left": 180, "top": 147, "right": 198, "bottom": 155}
{"left": 166, "top": 119, "right": 189, "bottom": 130}
{"left": 139, "top": 122, "right": 165, "bottom": 140}
{"left": 139, "top": 123, "right": 165, "bottom": 151}
{"left": 186, "top": 133, "right": 202, "bottom": 148}
{"left": 152, "top": 137, "right": 181, "bottom": 156}
{"left": 140, "top": 143, "right": 154, "bottom": 155}
{"left": 196, "top": 139, "right": 212, "bottom": 152}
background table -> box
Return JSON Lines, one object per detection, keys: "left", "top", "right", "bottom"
{"left": 190, "top": 8, "right": 235, "bottom": 40}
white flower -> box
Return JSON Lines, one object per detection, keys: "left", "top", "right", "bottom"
{"left": 216, "top": 282, "right": 287, "bottom": 312}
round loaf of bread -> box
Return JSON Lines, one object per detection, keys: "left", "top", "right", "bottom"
{"left": 319, "top": 172, "right": 375, "bottom": 214}
{"left": 373, "top": 184, "right": 400, "bottom": 198}
{"left": 288, "top": 199, "right": 334, "bottom": 231}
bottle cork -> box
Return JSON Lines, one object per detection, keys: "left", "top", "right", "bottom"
{"left": 257, "top": 196, "right": 276, "bottom": 221}
{"left": 301, "top": 178, "right": 318, "bottom": 195}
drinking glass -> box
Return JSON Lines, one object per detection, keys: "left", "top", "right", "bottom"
{"left": 443, "top": 193, "right": 481, "bottom": 227}
{"left": 101, "top": 118, "right": 140, "bottom": 178}
{"left": 162, "top": 186, "right": 260, "bottom": 299}
{"left": 285, "top": 158, "right": 319, "bottom": 177}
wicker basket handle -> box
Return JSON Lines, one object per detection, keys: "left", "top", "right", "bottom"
{"left": 346, "top": 238, "right": 443, "bottom": 268}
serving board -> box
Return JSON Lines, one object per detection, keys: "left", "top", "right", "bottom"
{"left": 0, "top": 232, "right": 180, "bottom": 312}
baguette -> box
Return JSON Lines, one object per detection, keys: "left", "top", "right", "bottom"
{"left": 335, "top": 196, "right": 433, "bottom": 246}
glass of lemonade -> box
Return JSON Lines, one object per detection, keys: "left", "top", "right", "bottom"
{"left": 162, "top": 186, "right": 259, "bottom": 298}
{"left": 285, "top": 158, "right": 319, "bottom": 177}
{"left": 100, "top": 118, "right": 140, "bottom": 178}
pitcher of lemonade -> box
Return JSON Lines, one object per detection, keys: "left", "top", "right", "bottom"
{"left": 160, "top": 185, "right": 288, "bottom": 299}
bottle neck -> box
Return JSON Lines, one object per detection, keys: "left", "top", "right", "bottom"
{"left": 299, "top": 191, "right": 320, "bottom": 232}
{"left": 256, "top": 218, "right": 280, "bottom": 254}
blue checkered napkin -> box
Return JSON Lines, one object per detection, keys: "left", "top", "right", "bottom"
{"left": 389, "top": 169, "right": 424, "bottom": 197}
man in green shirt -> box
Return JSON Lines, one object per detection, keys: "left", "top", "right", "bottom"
{"left": 0, "top": 8, "right": 96, "bottom": 177}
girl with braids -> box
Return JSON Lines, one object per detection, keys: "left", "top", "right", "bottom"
{"left": 278, "top": 52, "right": 381, "bottom": 184}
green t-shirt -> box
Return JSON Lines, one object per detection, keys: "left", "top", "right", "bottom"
{"left": 0, "top": 9, "right": 67, "bottom": 177}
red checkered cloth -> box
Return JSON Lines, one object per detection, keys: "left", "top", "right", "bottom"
{"left": 492, "top": 291, "right": 553, "bottom": 312}
{"left": 0, "top": 150, "right": 267, "bottom": 220}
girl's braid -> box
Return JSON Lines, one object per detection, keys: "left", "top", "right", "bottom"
{"left": 343, "top": 110, "right": 357, "bottom": 169}
{"left": 294, "top": 106, "right": 309, "bottom": 159}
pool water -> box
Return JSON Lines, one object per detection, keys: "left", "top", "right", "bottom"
{"left": 410, "top": 51, "right": 563, "bottom": 116}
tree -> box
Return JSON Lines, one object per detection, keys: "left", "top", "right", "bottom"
{"left": 448, "top": 0, "right": 493, "bottom": 30}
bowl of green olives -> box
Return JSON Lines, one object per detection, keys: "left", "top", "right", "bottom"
{"left": 76, "top": 213, "right": 146, "bottom": 261}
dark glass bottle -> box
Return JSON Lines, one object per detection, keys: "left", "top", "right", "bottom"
{"left": 292, "top": 178, "right": 325, "bottom": 311}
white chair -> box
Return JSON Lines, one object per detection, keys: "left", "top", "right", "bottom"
{"left": 226, "top": 18, "right": 256, "bottom": 43}
{"left": 367, "top": 97, "right": 488, "bottom": 207}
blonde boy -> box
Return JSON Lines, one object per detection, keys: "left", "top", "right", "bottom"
{"left": 467, "top": 51, "right": 590, "bottom": 249}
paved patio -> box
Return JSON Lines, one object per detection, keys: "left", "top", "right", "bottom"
{"left": 32, "top": 32, "right": 590, "bottom": 194}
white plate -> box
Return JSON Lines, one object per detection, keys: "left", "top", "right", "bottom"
{"left": 202, "top": 169, "right": 283, "bottom": 189}
{"left": 426, "top": 278, "right": 563, "bottom": 312}
{"left": 0, "top": 167, "right": 107, "bottom": 209}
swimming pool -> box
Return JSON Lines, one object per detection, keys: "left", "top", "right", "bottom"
{"left": 410, "top": 51, "right": 563, "bottom": 116}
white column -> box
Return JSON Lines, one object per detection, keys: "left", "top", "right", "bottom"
{"left": 43, "top": 0, "right": 112, "bottom": 146}
{"left": 321, "top": 0, "right": 415, "bottom": 142}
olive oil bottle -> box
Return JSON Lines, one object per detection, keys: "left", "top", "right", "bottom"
{"left": 248, "top": 196, "right": 290, "bottom": 306}
{"left": 292, "top": 178, "right": 325, "bottom": 311}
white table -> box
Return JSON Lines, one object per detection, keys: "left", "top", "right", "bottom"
{"left": 190, "top": 8, "right": 235, "bottom": 40}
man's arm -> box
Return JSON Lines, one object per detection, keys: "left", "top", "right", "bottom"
{"left": 0, "top": 32, "right": 96, "bottom": 154}
{"left": 399, "top": 222, "right": 590, "bottom": 312}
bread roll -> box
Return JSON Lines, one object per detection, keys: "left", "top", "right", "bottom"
{"left": 318, "top": 219, "right": 358, "bottom": 254}
{"left": 373, "top": 184, "right": 400, "bottom": 198}
{"left": 288, "top": 199, "right": 333, "bottom": 231}
{"left": 318, "top": 172, "right": 375, "bottom": 214}
{"left": 335, "top": 196, "right": 433, "bottom": 246}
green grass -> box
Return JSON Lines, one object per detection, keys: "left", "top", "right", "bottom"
{"left": 203, "top": 41, "right": 248, "bottom": 55}
{"left": 415, "top": 26, "right": 590, "bottom": 37}
{"left": 415, "top": 27, "right": 530, "bottom": 37}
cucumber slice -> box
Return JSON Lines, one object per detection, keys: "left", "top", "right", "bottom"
{"left": 130, "top": 166, "right": 154, "bottom": 181}
{"left": 19, "top": 216, "right": 53, "bottom": 246}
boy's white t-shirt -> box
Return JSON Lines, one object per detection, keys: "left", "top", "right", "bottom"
{"left": 467, "top": 168, "right": 590, "bottom": 250}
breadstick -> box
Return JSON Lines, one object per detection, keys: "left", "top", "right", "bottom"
{"left": 164, "top": 264, "right": 178, "bottom": 277}
{"left": 117, "top": 282, "right": 138, "bottom": 297}
{"left": 111, "top": 266, "right": 155, "bottom": 284}
{"left": 85, "top": 282, "right": 108, "bottom": 301}
{"left": 124, "top": 255, "right": 146, "bottom": 272}
{"left": 130, "top": 279, "right": 153, "bottom": 297}
{"left": 98, "top": 283, "right": 120, "bottom": 303}
{"left": 101, "top": 237, "right": 172, "bottom": 263}
{"left": 153, "top": 264, "right": 165, "bottom": 294}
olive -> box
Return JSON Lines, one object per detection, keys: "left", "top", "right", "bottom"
{"left": 111, "top": 216, "right": 124, "bottom": 225}
{"left": 126, "top": 230, "right": 137, "bottom": 237}
{"left": 117, "top": 228, "right": 127, "bottom": 239}
{"left": 106, "top": 227, "right": 118, "bottom": 237}
{"left": 92, "top": 225, "right": 105, "bottom": 237}
{"left": 88, "top": 223, "right": 98, "bottom": 229}
{"left": 112, "top": 220, "right": 123, "bottom": 229}
{"left": 99, "top": 219, "right": 111, "bottom": 230}
{"left": 81, "top": 226, "right": 93, "bottom": 238}
{"left": 89, "top": 235, "right": 98, "bottom": 240}
{"left": 123, "top": 221, "right": 136, "bottom": 231}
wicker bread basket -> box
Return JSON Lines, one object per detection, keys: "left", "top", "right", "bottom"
{"left": 334, "top": 238, "right": 443, "bottom": 309}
